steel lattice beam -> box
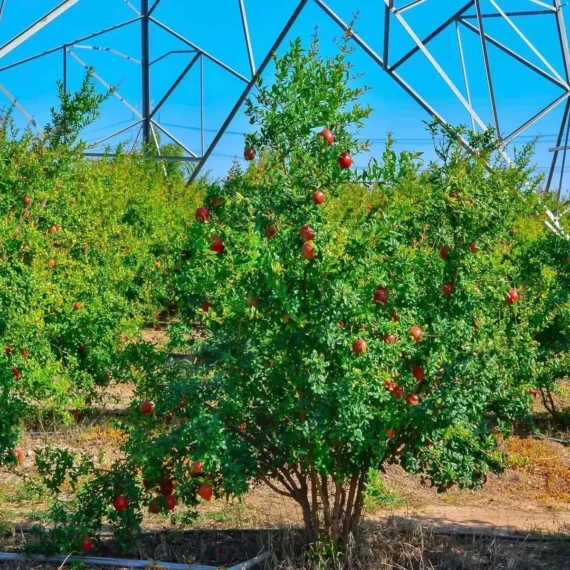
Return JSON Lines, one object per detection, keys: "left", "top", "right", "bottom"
{"left": 0, "top": 0, "right": 569, "bottom": 221}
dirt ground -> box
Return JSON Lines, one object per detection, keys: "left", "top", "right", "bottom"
{"left": 4, "top": 365, "right": 570, "bottom": 568}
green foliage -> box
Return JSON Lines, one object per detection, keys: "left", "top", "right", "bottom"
{"left": 0, "top": 73, "right": 202, "bottom": 466}
{"left": 27, "top": 35, "right": 570, "bottom": 556}
{"left": 95, "top": 35, "right": 545, "bottom": 547}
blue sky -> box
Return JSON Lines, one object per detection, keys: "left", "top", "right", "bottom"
{"left": 0, "top": 0, "right": 568, "bottom": 188}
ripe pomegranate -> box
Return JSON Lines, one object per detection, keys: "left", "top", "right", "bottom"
{"left": 140, "top": 401, "right": 154, "bottom": 416}
{"left": 244, "top": 147, "right": 256, "bottom": 161}
{"left": 161, "top": 479, "right": 174, "bottom": 496}
{"left": 440, "top": 245, "right": 449, "bottom": 260}
{"left": 164, "top": 495, "right": 177, "bottom": 511}
{"left": 391, "top": 309, "right": 399, "bottom": 322}
{"left": 412, "top": 366, "right": 425, "bottom": 381}
{"left": 267, "top": 224, "right": 278, "bottom": 239}
{"left": 192, "top": 461, "right": 203, "bottom": 474}
{"left": 353, "top": 339, "right": 368, "bottom": 355}
{"left": 23, "top": 196, "right": 31, "bottom": 206}
{"left": 410, "top": 326, "right": 423, "bottom": 343}
{"left": 201, "top": 302, "right": 211, "bottom": 313}
{"left": 337, "top": 152, "right": 352, "bottom": 169}
{"left": 195, "top": 206, "right": 210, "bottom": 222}
{"left": 470, "top": 242, "right": 477, "bottom": 253}
{"left": 382, "top": 334, "right": 397, "bottom": 344}
{"left": 81, "top": 536, "right": 93, "bottom": 552}
{"left": 149, "top": 499, "right": 161, "bottom": 514}
{"left": 506, "top": 288, "right": 520, "bottom": 304}
{"left": 320, "top": 128, "right": 335, "bottom": 145}
{"left": 312, "top": 191, "right": 326, "bottom": 205}
{"left": 210, "top": 236, "right": 224, "bottom": 254}
{"left": 374, "top": 286, "right": 388, "bottom": 305}
{"left": 73, "top": 302, "right": 81, "bottom": 311}
{"left": 442, "top": 282, "right": 454, "bottom": 296}
{"left": 392, "top": 386, "right": 405, "bottom": 399}
{"left": 5, "top": 345, "right": 12, "bottom": 356}
{"left": 12, "top": 368, "right": 21, "bottom": 380}
{"left": 211, "top": 196, "right": 224, "bottom": 208}
{"left": 21, "top": 349, "right": 28, "bottom": 358}
{"left": 384, "top": 379, "right": 396, "bottom": 391}
{"left": 406, "top": 394, "right": 419, "bottom": 406}
{"left": 302, "top": 241, "right": 317, "bottom": 260}
{"left": 299, "top": 224, "right": 315, "bottom": 242}
{"left": 155, "top": 261, "right": 162, "bottom": 269}
{"left": 113, "top": 495, "right": 129, "bottom": 511}
{"left": 386, "top": 429, "right": 395, "bottom": 438}
{"left": 198, "top": 483, "right": 213, "bottom": 501}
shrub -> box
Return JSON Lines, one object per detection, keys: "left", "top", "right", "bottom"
{"left": 37, "top": 35, "right": 552, "bottom": 553}
{"left": 0, "top": 73, "right": 202, "bottom": 465}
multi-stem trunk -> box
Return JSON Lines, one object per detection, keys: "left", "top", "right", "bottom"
{"left": 284, "top": 467, "right": 368, "bottom": 545}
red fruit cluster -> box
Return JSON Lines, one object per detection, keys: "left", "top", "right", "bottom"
{"left": 300, "top": 225, "right": 315, "bottom": 242}
{"left": 412, "top": 366, "right": 425, "bottom": 381}
{"left": 374, "top": 286, "right": 388, "bottom": 305}
{"left": 244, "top": 147, "right": 256, "bottom": 161}
{"left": 198, "top": 483, "right": 213, "bottom": 501}
{"left": 442, "top": 282, "right": 454, "bottom": 297}
{"left": 313, "top": 190, "right": 325, "bottom": 205}
{"left": 320, "top": 128, "right": 335, "bottom": 145}
{"left": 140, "top": 400, "right": 154, "bottom": 416}
{"left": 210, "top": 236, "right": 224, "bottom": 254}
{"left": 353, "top": 339, "right": 368, "bottom": 355}
{"left": 410, "top": 326, "right": 423, "bottom": 343}
{"left": 337, "top": 152, "right": 352, "bottom": 170}
{"left": 302, "top": 241, "right": 317, "bottom": 260}
{"left": 113, "top": 495, "right": 129, "bottom": 511}
{"left": 196, "top": 206, "right": 210, "bottom": 222}
{"left": 506, "top": 288, "right": 520, "bottom": 304}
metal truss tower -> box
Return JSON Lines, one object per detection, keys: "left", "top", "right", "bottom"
{"left": 1, "top": 0, "right": 570, "bottom": 224}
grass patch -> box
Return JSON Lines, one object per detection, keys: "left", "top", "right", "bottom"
{"left": 364, "top": 470, "right": 404, "bottom": 513}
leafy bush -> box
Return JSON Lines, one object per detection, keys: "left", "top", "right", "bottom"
{"left": 0, "top": 73, "right": 202, "bottom": 465}
{"left": 36, "top": 36, "right": 555, "bottom": 553}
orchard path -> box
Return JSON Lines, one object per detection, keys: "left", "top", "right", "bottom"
{"left": 374, "top": 505, "right": 570, "bottom": 536}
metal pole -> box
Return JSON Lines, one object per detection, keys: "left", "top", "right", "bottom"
{"left": 200, "top": 54, "right": 204, "bottom": 156}
{"left": 141, "top": 0, "right": 151, "bottom": 148}
{"left": 455, "top": 21, "right": 475, "bottom": 132}
{"left": 474, "top": 0, "right": 501, "bottom": 138}
{"left": 556, "top": 115, "right": 570, "bottom": 212}
{"left": 383, "top": 0, "right": 394, "bottom": 70}
{"left": 554, "top": 0, "right": 570, "bottom": 83}
{"left": 62, "top": 46, "right": 67, "bottom": 93}
{"left": 547, "top": 99, "right": 570, "bottom": 191}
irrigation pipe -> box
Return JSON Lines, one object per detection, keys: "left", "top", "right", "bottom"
{"left": 0, "top": 551, "right": 270, "bottom": 570}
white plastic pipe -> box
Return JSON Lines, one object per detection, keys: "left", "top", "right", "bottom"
{"left": 0, "top": 552, "right": 270, "bottom": 570}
